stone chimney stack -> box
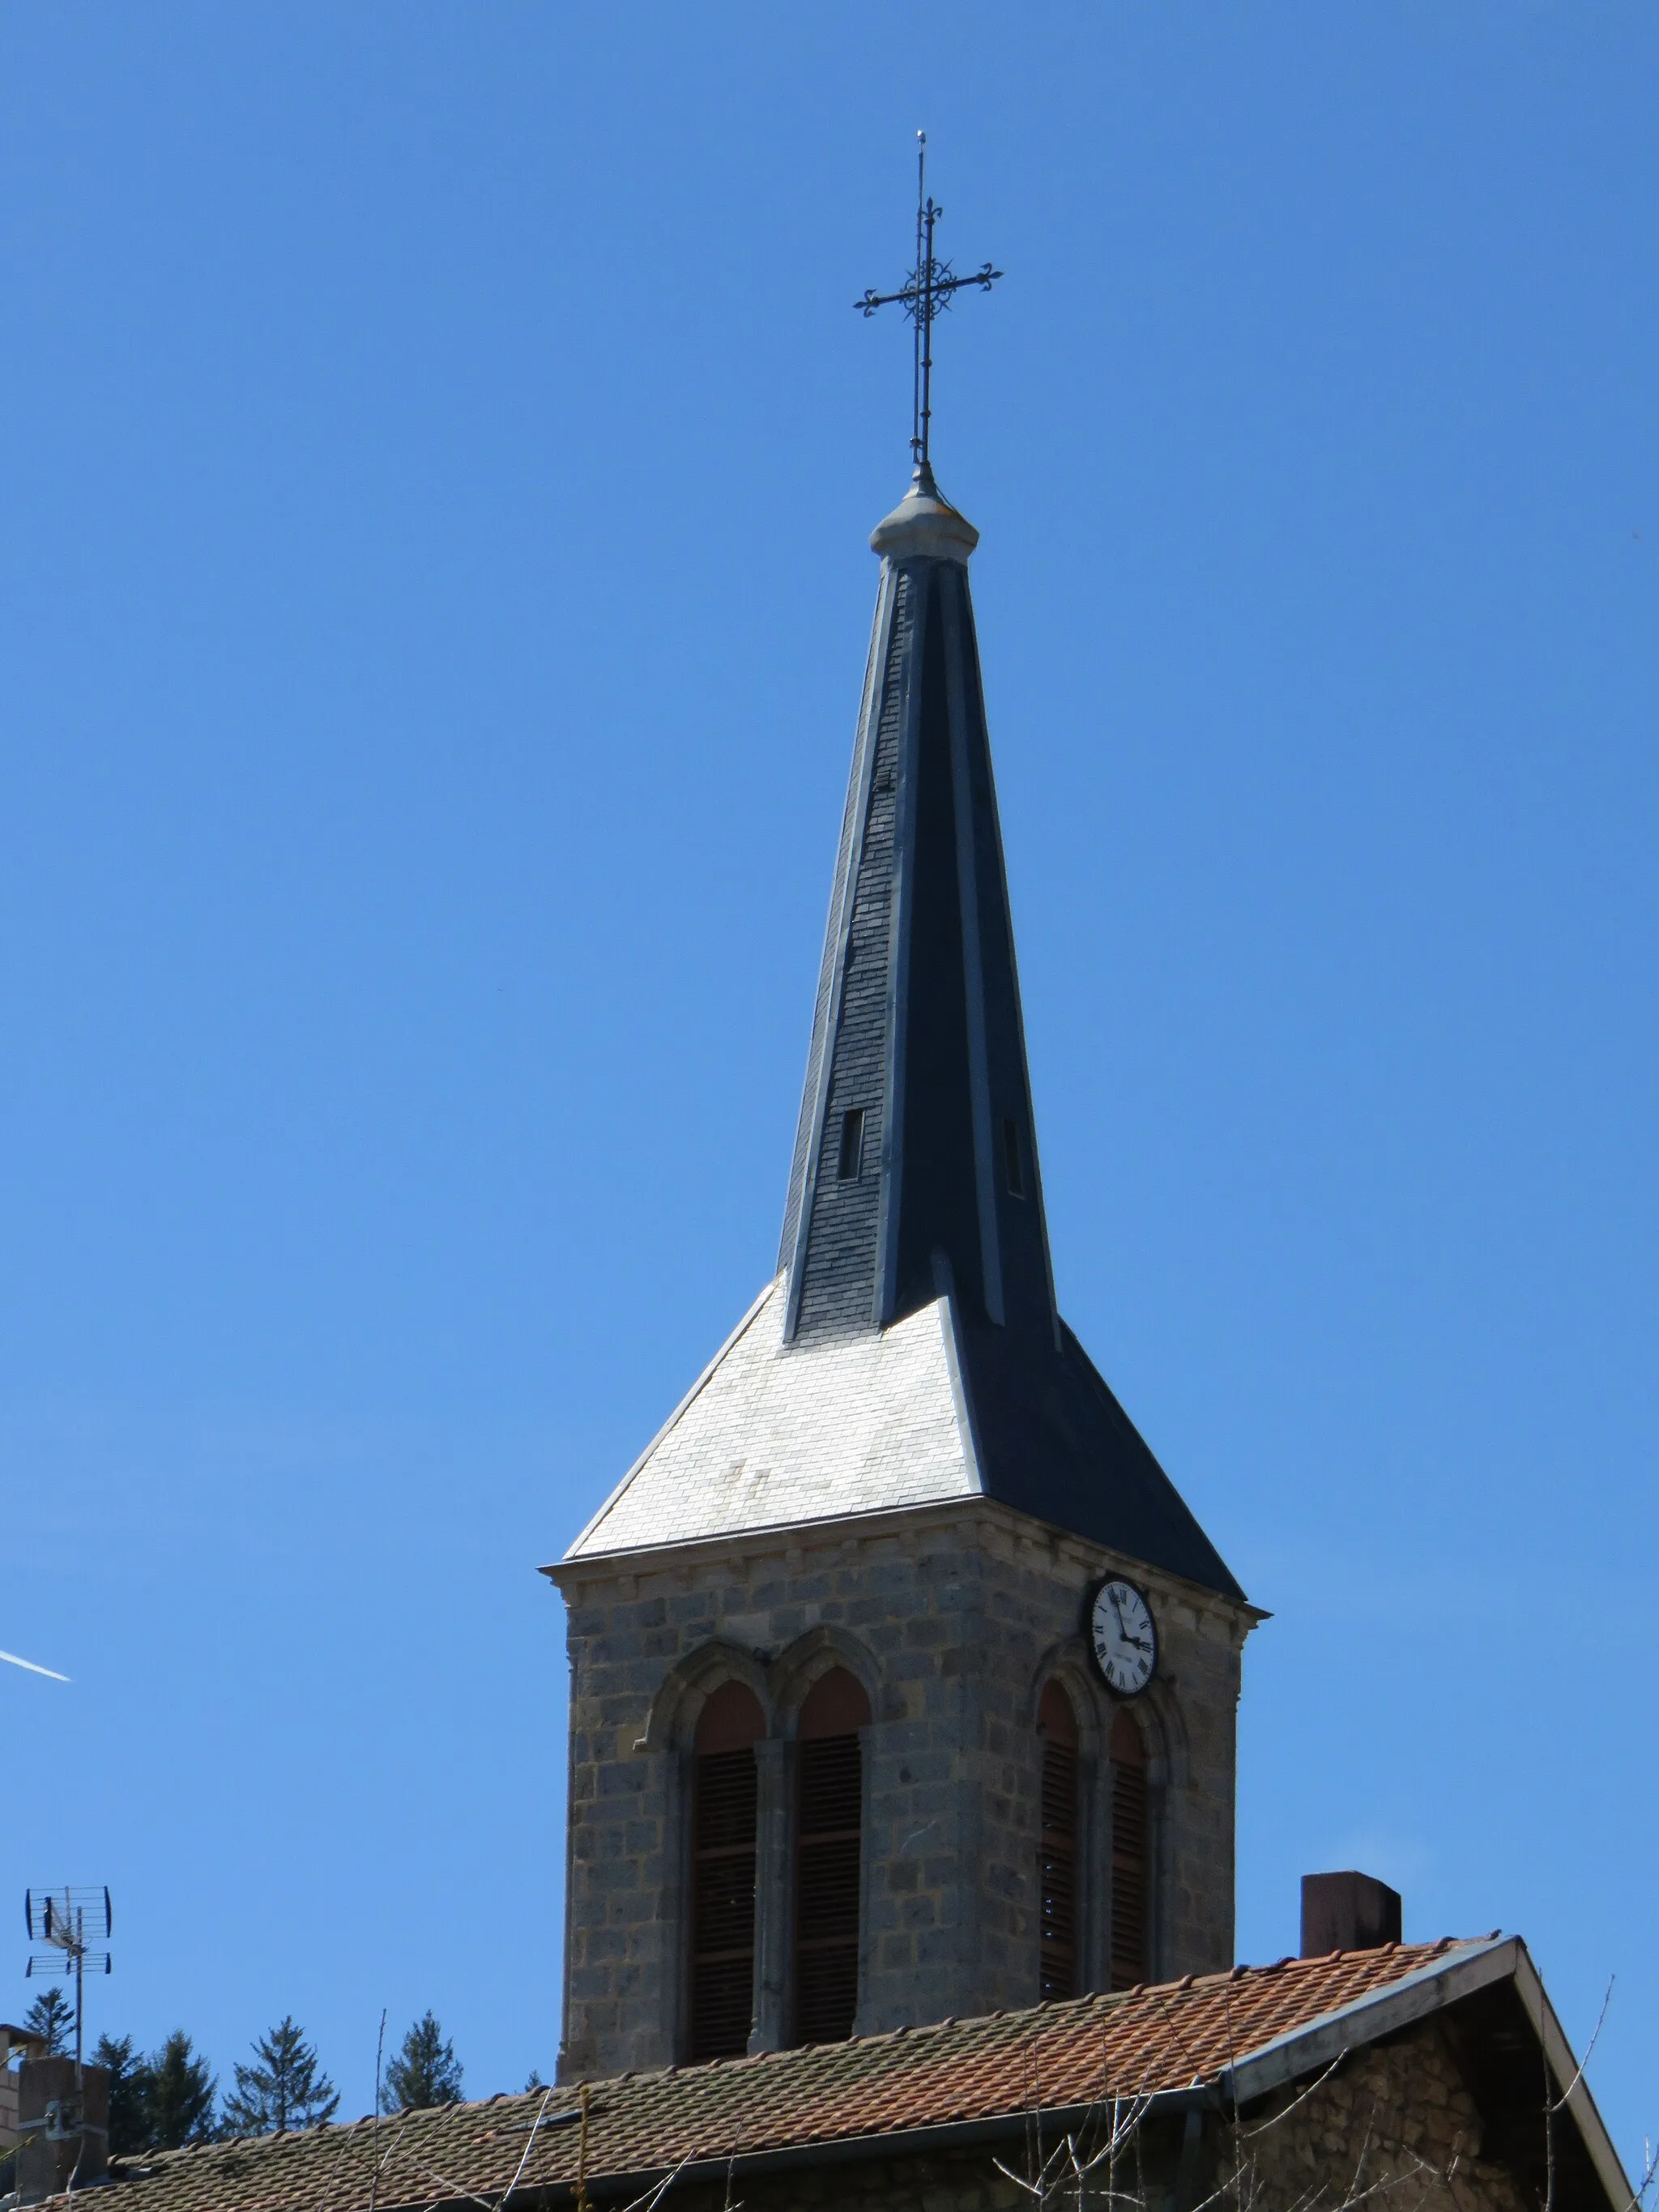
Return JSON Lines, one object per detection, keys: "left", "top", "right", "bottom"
{"left": 12, "top": 2056, "right": 109, "bottom": 2204}
{"left": 0, "top": 2027, "right": 49, "bottom": 2179}
{"left": 1300, "top": 1870, "right": 1403, "bottom": 1957}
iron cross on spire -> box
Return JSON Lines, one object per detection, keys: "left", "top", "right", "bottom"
{"left": 856, "top": 133, "right": 1002, "bottom": 472}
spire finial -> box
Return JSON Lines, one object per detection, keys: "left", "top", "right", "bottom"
{"left": 856, "top": 134, "right": 1002, "bottom": 474}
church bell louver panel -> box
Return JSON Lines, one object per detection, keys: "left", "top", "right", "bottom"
{"left": 793, "top": 1733, "right": 863, "bottom": 2046}
{"left": 1110, "top": 1714, "right": 1149, "bottom": 1992}
{"left": 1038, "top": 1738, "right": 1080, "bottom": 2002}
{"left": 690, "top": 1747, "right": 759, "bottom": 2061}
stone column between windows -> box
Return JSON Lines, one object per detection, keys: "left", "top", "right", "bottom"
{"left": 749, "top": 1737, "right": 791, "bottom": 2052}
{"left": 1095, "top": 1735, "right": 1162, "bottom": 1992}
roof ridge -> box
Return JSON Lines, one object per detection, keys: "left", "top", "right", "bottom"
{"left": 909, "top": 1939, "right": 1489, "bottom": 2041}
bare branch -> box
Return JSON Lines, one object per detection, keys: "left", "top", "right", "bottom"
{"left": 1549, "top": 1978, "right": 1614, "bottom": 2116}
{"left": 614, "top": 2150, "right": 694, "bottom": 2212}
{"left": 369, "top": 2011, "right": 388, "bottom": 2212}
{"left": 1236, "top": 2056, "right": 1346, "bottom": 2142}
{"left": 494, "top": 2088, "right": 557, "bottom": 2211}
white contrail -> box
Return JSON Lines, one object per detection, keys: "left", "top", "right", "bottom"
{"left": 0, "top": 1648, "right": 70, "bottom": 1682}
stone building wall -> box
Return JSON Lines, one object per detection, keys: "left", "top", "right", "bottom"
{"left": 548, "top": 1497, "right": 1252, "bottom": 2082}
{"left": 1234, "top": 2022, "right": 1532, "bottom": 2212}
{"left": 660, "top": 2145, "right": 1032, "bottom": 2212}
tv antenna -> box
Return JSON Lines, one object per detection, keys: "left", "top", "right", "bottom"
{"left": 25, "top": 1888, "right": 112, "bottom": 2075}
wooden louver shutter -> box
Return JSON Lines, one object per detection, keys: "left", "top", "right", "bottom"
{"left": 689, "top": 1683, "right": 763, "bottom": 2061}
{"left": 792, "top": 1668, "right": 871, "bottom": 2047}
{"left": 1108, "top": 1707, "right": 1149, "bottom": 1990}
{"left": 1038, "top": 1681, "right": 1079, "bottom": 2001}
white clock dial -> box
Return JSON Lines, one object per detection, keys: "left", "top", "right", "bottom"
{"left": 1090, "top": 1579, "right": 1158, "bottom": 1697}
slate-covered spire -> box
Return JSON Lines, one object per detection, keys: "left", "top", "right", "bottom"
{"left": 763, "top": 466, "right": 1243, "bottom": 1598}
{"left": 778, "top": 462, "right": 1056, "bottom": 1347}
{"left": 568, "top": 466, "right": 1242, "bottom": 1600}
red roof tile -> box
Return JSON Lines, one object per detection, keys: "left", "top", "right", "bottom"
{"left": 79, "top": 1945, "right": 1475, "bottom": 2212}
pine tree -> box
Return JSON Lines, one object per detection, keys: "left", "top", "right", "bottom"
{"left": 381, "top": 2013, "right": 463, "bottom": 2112}
{"left": 24, "top": 1987, "right": 74, "bottom": 2056}
{"left": 92, "top": 2034, "right": 153, "bottom": 2156}
{"left": 144, "top": 2031, "right": 217, "bottom": 2149}
{"left": 222, "top": 2017, "right": 339, "bottom": 2136}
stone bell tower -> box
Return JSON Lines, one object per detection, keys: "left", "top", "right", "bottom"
{"left": 545, "top": 462, "right": 1257, "bottom": 2085}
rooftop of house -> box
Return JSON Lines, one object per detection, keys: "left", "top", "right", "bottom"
{"left": 43, "top": 1937, "right": 1627, "bottom": 2212}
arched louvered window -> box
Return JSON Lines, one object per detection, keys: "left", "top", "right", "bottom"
{"left": 1109, "top": 1705, "right": 1149, "bottom": 1990}
{"left": 689, "top": 1681, "right": 764, "bottom": 2061}
{"left": 792, "top": 1666, "right": 871, "bottom": 2046}
{"left": 1038, "top": 1680, "right": 1080, "bottom": 2001}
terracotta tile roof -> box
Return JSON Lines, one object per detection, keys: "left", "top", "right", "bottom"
{"left": 85, "top": 1943, "right": 1476, "bottom": 2212}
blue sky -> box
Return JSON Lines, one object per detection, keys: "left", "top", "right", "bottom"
{"left": 2, "top": 0, "right": 1655, "bottom": 2168}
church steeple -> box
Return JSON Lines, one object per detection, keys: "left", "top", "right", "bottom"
{"left": 565, "top": 159, "right": 1239, "bottom": 1602}
{"left": 551, "top": 173, "right": 1254, "bottom": 2085}
{"left": 778, "top": 464, "right": 1057, "bottom": 1351}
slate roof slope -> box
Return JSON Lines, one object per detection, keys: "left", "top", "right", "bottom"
{"left": 959, "top": 1308, "right": 1243, "bottom": 1596}
{"left": 564, "top": 469, "right": 1243, "bottom": 1597}
{"left": 565, "top": 1275, "right": 1240, "bottom": 1599}
{"left": 66, "top": 1941, "right": 1571, "bottom": 2212}
{"left": 565, "top": 1276, "right": 975, "bottom": 1559}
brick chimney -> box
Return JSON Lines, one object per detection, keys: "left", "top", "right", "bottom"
{"left": 1300, "top": 1870, "right": 1403, "bottom": 1958}
{"left": 12, "top": 2057, "right": 109, "bottom": 2204}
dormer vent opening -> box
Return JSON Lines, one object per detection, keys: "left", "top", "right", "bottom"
{"left": 838, "top": 1109, "right": 866, "bottom": 1182}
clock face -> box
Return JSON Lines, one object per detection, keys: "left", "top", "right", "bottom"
{"left": 1090, "top": 1579, "right": 1158, "bottom": 1696}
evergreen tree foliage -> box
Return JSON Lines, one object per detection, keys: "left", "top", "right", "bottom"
{"left": 524, "top": 2069, "right": 547, "bottom": 2094}
{"left": 222, "top": 2017, "right": 339, "bottom": 2136}
{"left": 381, "top": 2013, "right": 463, "bottom": 2112}
{"left": 92, "top": 2034, "right": 151, "bottom": 2156}
{"left": 23, "top": 1987, "right": 74, "bottom": 2056}
{"left": 144, "top": 2031, "right": 218, "bottom": 2149}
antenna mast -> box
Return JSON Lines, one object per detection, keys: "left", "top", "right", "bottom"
{"left": 25, "top": 1886, "right": 113, "bottom": 2082}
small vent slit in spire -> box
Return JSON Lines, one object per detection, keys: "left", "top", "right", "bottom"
{"left": 838, "top": 1109, "right": 866, "bottom": 1182}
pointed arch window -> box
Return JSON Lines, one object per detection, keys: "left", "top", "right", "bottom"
{"left": 1038, "top": 1681, "right": 1080, "bottom": 2000}
{"left": 792, "top": 1667, "right": 871, "bottom": 2046}
{"left": 689, "top": 1681, "right": 764, "bottom": 2061}
{"left": 1109, "top": 1706, "right": 1149, "bottom": 1990}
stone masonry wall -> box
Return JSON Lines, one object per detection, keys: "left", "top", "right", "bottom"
{"left": 1240, "top": 2020, "right": 1532, "bottom": 2212}
{"left": 549, "top": 1498, "right": 1251, "bottom": 2082}
{"left": 655, "top": 2143, "right": 1039, "bottom": 2212}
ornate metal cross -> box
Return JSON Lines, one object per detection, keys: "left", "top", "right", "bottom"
{"left": 856, "top": 134, "right": 1003, "bottom": 472}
